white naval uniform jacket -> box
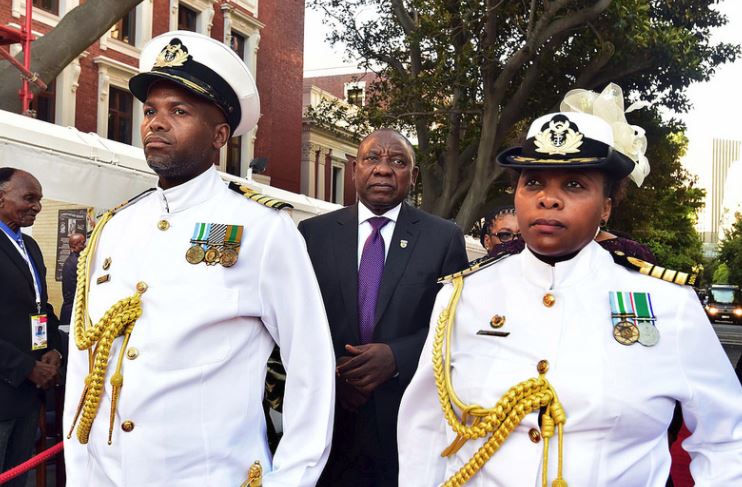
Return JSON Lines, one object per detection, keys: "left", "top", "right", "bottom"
{"left": 398, "top": 241, "right": 742, "bottom": 486}
{"left": 63, "top": 167, "right": 335, "bottom": 487}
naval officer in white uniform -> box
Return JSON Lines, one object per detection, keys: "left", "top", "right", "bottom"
{"left": 63, "top": 31, "right": 335, "bottom": 487}
{"left": 398, "top": 110, "right": 742, "bottom": 486}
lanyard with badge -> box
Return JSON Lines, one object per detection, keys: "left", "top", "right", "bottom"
{"left": 5, "top": 228, "right": 48, "bottom": 351}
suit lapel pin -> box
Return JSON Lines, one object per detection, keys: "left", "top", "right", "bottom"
{"left": 102, "top": 257, "right": 112, "bottom": 270}
{"left": 400, "top": 239, "right": 408, "bottom": 249}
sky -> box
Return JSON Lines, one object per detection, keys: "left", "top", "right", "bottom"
{"left": 303, "top": 1, "right": 742, "bottom": 205}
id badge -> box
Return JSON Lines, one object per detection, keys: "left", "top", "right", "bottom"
{"left": 31, "top": 313, "right": 48, "bottom": 351}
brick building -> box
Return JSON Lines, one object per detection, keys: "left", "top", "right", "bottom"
{"left": 1, "top": 0, "right": 306, "bottom": 309}
{"left": 302, "top": 71, "right": 376, "bottom": 205}
{"left": 1, "top": 0, "right": 306, "bottom": 189}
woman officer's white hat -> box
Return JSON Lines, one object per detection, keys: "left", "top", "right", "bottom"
{"left": 496, "top": 111, "right": 635, "bottom": 181}
{"left": 129, "top": 30, "right": 259, "bottom": 137}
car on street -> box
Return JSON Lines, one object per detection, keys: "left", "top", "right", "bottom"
{"left": 704, "top": 284, "right": 742, "bottom": 325}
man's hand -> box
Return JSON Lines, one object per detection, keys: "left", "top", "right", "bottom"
{"left": 27, "top": 361, "right": 57, "bottom": 390}
{"left": 336, "top": 343, "right": 396, "bottom": 396}
{"left": 336, "top": 368, "right": 371, "bottom": 412}
{"left": 41, "top": 350, "right": 62, "bottom": 369}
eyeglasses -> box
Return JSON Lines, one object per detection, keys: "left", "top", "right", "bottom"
{"left": 490, "top": 231, "right": 520, "bottom": 242}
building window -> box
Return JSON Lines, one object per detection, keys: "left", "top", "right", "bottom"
{"left": 346, "top": 87, "right": 364, "bottom": 107}
{"left": 33, "top": 0, "right": 58, "bottom": 15}
{"left": 111, "top": 8, "right": 136, "bottom": 45}
{"left": 178, "top": 5, "right": 198, "bottom": 31}
{"left": 108, "top": 87, "right": 133, "bottom": 145}
{"left": 31, "top": 80, "right": 55, "bottom": 123}
{"left": 226, "top": 136, "right": 242, "bottom": 176}
{"left": 331, "top": 165, "right": 344, "bottom": 204}
{"left": 230, "top": 31, "right": 246, "bottom": 58}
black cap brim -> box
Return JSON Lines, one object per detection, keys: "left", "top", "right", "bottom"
{"left": 496, "top": 146, "right": 634, "bottom": 180}
{"left": 129, "top": 71, "right": 240, "bottom": 134}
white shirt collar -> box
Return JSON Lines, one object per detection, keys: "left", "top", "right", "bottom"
{"left": 358, "top": 201, "right": 402, "bottom": 225}
{"left": 155, "top": 165, "right": 223, "bottom": 214}
{"left": 520, "top": 240, "right": 610, "bottom": 290}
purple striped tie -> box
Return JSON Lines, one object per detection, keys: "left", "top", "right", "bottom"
{"left": 358, "top": 216, "right": 390, "bottom": 344}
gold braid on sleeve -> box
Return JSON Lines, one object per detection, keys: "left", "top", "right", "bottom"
{"left": 66, "top": 211, "right": 144, "bottom": 445}
{"left": 432, "top": 276, "right": 568, "bottom": 487}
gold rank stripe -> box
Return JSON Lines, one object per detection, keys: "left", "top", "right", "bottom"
{"left": 621, "top": 255, "right": 697, "bottom": 286}
{"left": 229, "top": 183, "right": 294, "bottom": 210}
{"left": 438, "top": 253, "right": 511, "bottom": 283}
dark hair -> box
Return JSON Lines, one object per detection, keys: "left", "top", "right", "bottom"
{"left": 480, "top": 205, "right": 516, "bottom": 246}
{"left": 0, "top": 167, "right": 18, "bottom": 189}
{"left": 603, "top": 176, "right": 628, "bottom": 206}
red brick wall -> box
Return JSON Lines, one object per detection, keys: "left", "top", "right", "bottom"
{"left": 1, "top": 0, "right": 306, "bottom": 195}
{"left": 254, "top": 0, "right": 305, "bottom": 193}
{"left": 304, "top": 72, "right": 378, "bottom": 100}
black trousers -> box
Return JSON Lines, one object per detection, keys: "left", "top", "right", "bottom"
{"left": 318, "top": 400, "right": 398, "bottom": 487}
{"left": 0, "top": 402, "right": 40, "bottom": 487}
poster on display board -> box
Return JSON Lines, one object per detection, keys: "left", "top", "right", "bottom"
{"left": 55, "top": 208, "right": 89, "bottom": 281}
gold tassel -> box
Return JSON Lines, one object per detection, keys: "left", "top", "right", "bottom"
{"left": 432, "top": 276, "right": 568, "bottom": 487}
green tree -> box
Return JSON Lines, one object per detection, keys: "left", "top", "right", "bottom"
{"left": 608, "top": 109, "right": 705, "bottom": 271}
{"left": 718, "top": 215, "right": 742, "bottom": 287}
{"left": 0, "top": 0, "right": 144, "bottom": 112}
{"left": 310, "top": 0, "right": 738, "bottom": 231}
{"left": 712, "top": 262, "right": 730, "bottom": 285}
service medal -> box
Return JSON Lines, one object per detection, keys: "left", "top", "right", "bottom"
{"left": 637, "top": 321, "right": 660, "bottom": 346}
{"left": 613, "top": 321, "right": 640, "bottom": 345}
{"left": 186, "top": 245, "right": 205, "bottom": 264}
{"left": 220, "top": 248, "right": 239, "bottom": 267}
{"left": 204, "top": 247, "right": 221, "bottom": 265}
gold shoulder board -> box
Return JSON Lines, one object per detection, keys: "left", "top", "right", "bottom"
{"left": 109, "top": 188, "right": 157, "bottom": 216}
{"left": 610, "top": 250, "right": 697, "bottom": 286}
{"left": 438, "top": 253, "right": 511, "bottom": 284}
{"left": 229, "top": 182, "right": 293, "bottom": 210}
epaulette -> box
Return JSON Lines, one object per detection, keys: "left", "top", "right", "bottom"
{"left": 610, "top": 250, "right": 697, "bottom": 286}
{"left": 228, "top": 182, "right": 293, "bottom": 210}
{"left": 438, "top": 253, "right": 511, "bottom": 284}
{"left": 107, "top": 188, "right": 156, "bottom": 217}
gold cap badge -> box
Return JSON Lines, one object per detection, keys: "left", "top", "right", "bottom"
{"left": 154, "top": 40, "right": 190, "bottom": 68}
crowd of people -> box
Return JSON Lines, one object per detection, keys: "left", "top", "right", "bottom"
{"left": 1, "top": 31, "right": 740, "bottom": 487}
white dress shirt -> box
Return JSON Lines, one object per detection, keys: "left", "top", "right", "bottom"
{"left": 357, "top": 202, "right": 401, "bottom": 267}
{"left": 398, "top": 241, "right": 742, "bottom": 486}
{"left": 63, "top": 166, "right": 335, "bottom": 487}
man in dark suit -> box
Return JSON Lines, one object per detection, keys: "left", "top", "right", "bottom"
{"left": 0, "top": 168, "right": 62, "bottom": 487}
{"left": 299, "top": 129, "right": 468, "bottom": 486}
{"left": 60, "top": 232, "right": 86, "bottom": 325}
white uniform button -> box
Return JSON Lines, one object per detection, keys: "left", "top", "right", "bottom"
{"left": 543, "top": 293, "right": 556, "bottom": 307}
{"left": 121, "top": 420, "right": 135, "bottom": 432}
{"left": 126, "top": 347, "right": 139, "bottom": 360}
{"left": 157, "top": 219, "right": 170, "bottom": 231}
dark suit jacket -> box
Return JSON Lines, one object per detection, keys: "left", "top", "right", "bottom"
{"left": 0, "top": 232, "right": 61, "bottom": 420}
{"left": 298, "top": 202, "right": 468, "bottom": 458}
{"left": 60, "top": 251, "right": 79, "bottom": 325}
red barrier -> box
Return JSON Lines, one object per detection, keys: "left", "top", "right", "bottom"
{"left": 0, "top": 441, "right": 63, "bottom": 485}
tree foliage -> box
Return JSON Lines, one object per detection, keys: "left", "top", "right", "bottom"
{"left": 718, "top": 215, "right": 742, "bottom": 287}
{"left": 309, "top": 0, "right": 738, "bottom": 231}
{"left": 609, "top": 108, "right": 705, "bottom": 271}
{"left": 0, "top": 0, "right": 144, "bottom": 112}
